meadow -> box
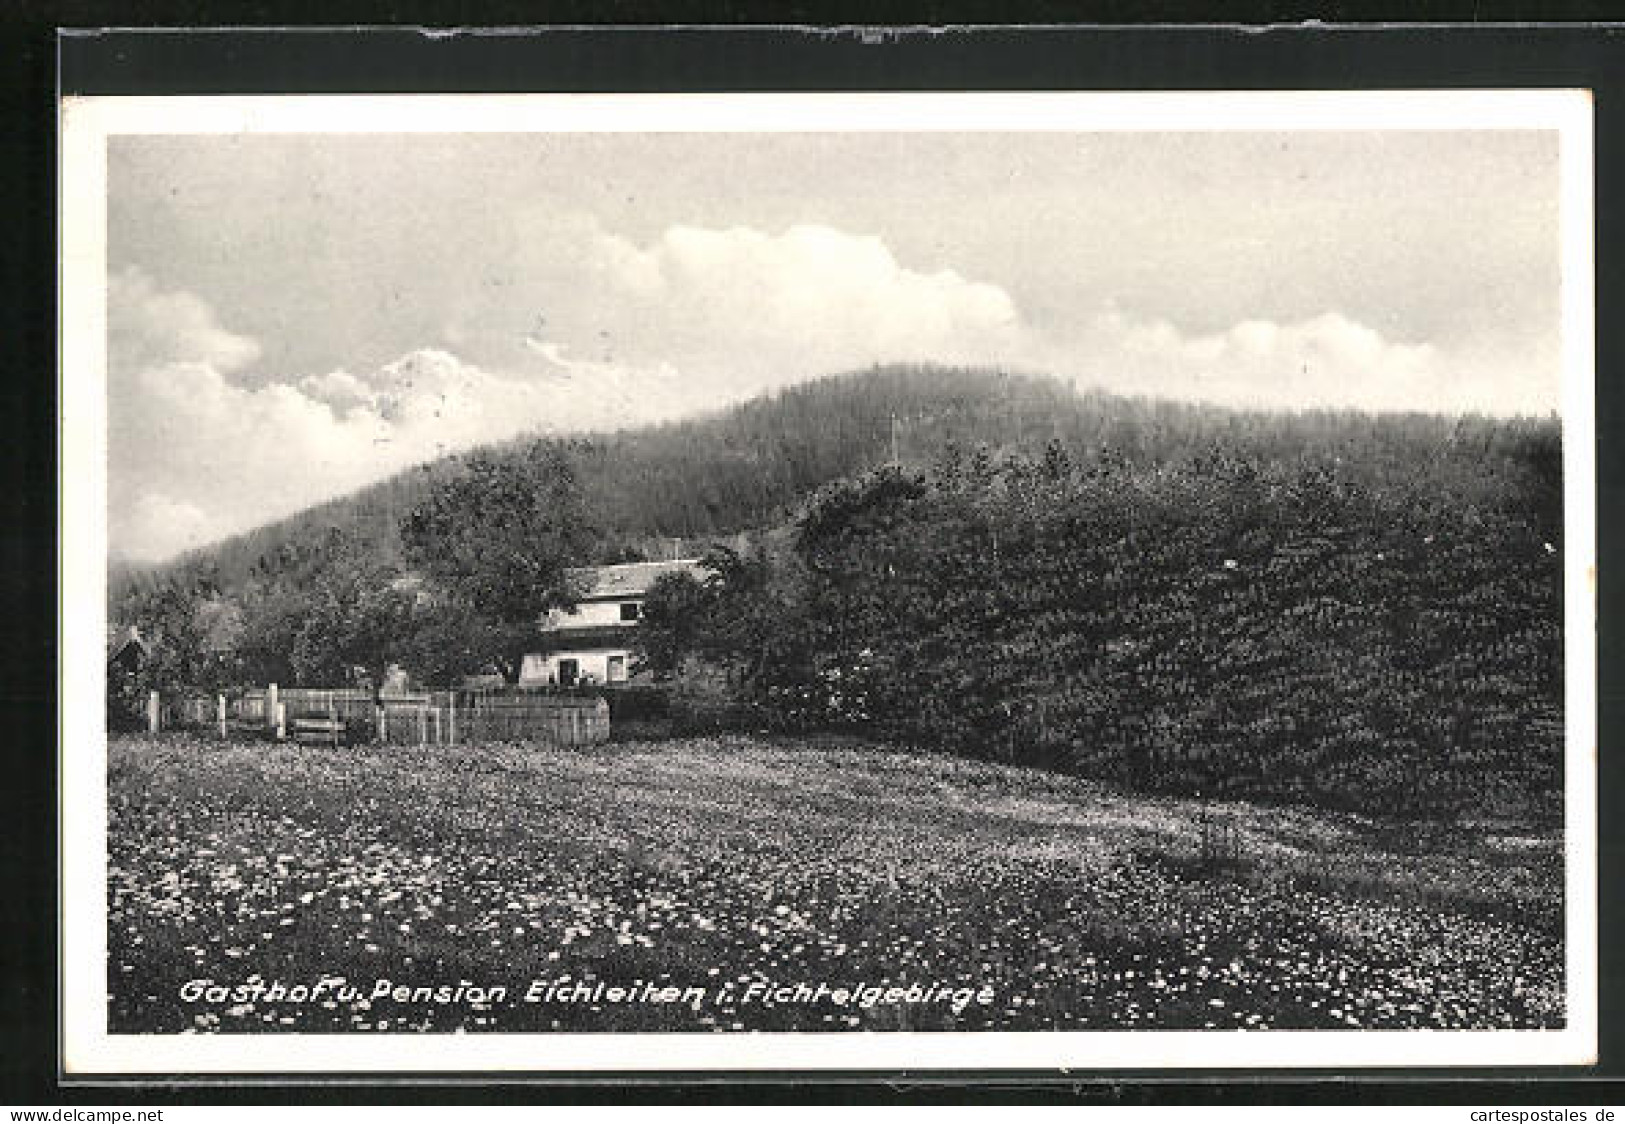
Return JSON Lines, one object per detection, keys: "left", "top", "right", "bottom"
{"left": 108, "top": 732, "right": 1565, "bottom": 1033}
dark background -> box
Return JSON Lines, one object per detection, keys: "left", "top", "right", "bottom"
{"left": 5, "top": 9, "right": 1623, "bottom": 1105}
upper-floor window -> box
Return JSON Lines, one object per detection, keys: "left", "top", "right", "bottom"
{"left": 619, "top": 601, "right": 642, "bottom": 622}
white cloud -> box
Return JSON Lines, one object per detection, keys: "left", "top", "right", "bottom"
{"left": 551, "top": 220, "right": 1553, "bottom": 416}
{"left": 114, "top": 493, "right": 213, "bottom": 562}
{"left": 1064, "top": 305, "right": 1556, "bottom": 416}
{"left": 109, "top": 265, "right": 262, "bottom": 376}
{"left": 111, "top": 347, "right": 599, "bottom": 560}
{"left": 570, "top": 222, "right": 1030, "bottom": 392}
{"left": 107, "top": 275, "right": 712, "bottom": 560}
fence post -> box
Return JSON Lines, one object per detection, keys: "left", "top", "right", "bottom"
{"left": 448, "top": 695, "right": 457, "bottom": 744}
{"left": 275, "top": 701, "right": 287, "bottom": 741}
{"left": 267, "top": 683, "right": 279, "bottom": 733}
{"left": 329, "top": 700, "right": 339, "bottom": 748}
{"left": 217, "top": 694, "right": 227, "bottom": 739}
{"left": 418, "top": 704, "right": 427, "bottom": 745}
{"left": 375, "top": 703, "right": 386, "bottom": 745}
{"left": 147, "top": 690, "right": 160, "bottom": 734}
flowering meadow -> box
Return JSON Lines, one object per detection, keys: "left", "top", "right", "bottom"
{"left": 108, "top": 733, "right": 1564, "bottom": 1034}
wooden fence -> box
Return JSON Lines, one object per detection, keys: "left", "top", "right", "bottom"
{"left": 279, "top": 688, "right": 377, "bottom": 724}
{"left": 455, "top": 690, "right": 610, "bottom": 744}
{"left": 149, "top": 684, "right": 609, "bottom": 747}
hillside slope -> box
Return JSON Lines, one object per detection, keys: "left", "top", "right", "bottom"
{"left": 114, "top": 363, "right": 1559, "bottom": 602}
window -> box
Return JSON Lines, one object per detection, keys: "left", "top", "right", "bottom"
{"left": 619, "top": 601, "right": 641, "bottom": 622}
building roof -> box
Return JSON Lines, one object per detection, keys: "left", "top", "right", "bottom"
{"left": 568, "top": 559, "right": 707, "bottom": 601}
{"left": 107, "top": 625, "right": 149, "bottom": 662}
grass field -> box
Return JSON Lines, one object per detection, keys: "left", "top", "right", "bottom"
{"left": 107, "top": 733, "right": 1565, "bottom": 1033}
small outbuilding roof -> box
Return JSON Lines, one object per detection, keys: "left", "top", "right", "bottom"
{"left": 107, "top": 625, "right": 150, "bottom": 663}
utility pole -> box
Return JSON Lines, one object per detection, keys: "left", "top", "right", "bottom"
{"left": 889, "top": 412, "right": 900, "bottom": 466}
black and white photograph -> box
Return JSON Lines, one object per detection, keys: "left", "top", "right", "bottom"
{"left": 58, "top": 90, "right": 1597, "bottom": 1074}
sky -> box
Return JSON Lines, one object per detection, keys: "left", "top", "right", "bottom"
{"left": 105, "top": 129, "right": 1564, "bottom": 562}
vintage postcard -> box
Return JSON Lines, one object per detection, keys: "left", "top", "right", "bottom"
{"left": 59, "top": 90, "right": 1597, "bottom": 1074}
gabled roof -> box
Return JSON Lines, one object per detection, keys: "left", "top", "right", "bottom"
{"left": 107, "top": 625, "right": 149, "bottom": 662}
{"left": 568, "top": 559, "right": 707, "bottom": 601}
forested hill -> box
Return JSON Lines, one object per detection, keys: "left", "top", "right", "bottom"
{"left": 116, "top": 363, "right": 1560, "bottom": 601}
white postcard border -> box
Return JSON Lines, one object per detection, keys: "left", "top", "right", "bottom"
{"left": 59, "top": 89, "right": 1599, "bottom": 1074}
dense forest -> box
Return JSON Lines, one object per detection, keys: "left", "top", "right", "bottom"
{"left": 108, "top": 364, "right": 1565, "bottom": 820}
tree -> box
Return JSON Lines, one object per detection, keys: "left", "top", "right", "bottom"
{"left": 399, "top": 443, "right": 598, "bottom": 683}
{"left": 635, "top": 569, "right": 712, "bottom": 679}
{"left": 234, "top": 578, "right": 304, "bottom": 687}
{"left": 398, "top": 598, "right": 497, "bottom": 688}
{"left": 107, "top": 566, "right": 242, "bottom": 728}
{"left": 226, "top": 529, "right": 417, "bottom": 689}
{"left": 635, "top": 542, "right": 816, "bottom": 695}
{"left": 288, "top": 540, "right": 417, "bottom": 689}
{"left": 111, "top": 569, "right": 221, "bottom": 691}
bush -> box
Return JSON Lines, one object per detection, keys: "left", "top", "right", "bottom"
{"left": 788, "top": 443, "right": 1563, "bottom": 821}
{"left": 599, "top": 684, "right": 671, "bottom": 722}
{"left": 665, "top": 679, "right": 762, "bottom": 736}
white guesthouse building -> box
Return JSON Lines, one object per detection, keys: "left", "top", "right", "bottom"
{"left": 518, "top": 559, "right": 706, "bottom": 688}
